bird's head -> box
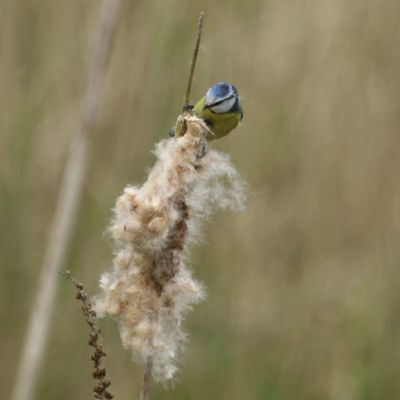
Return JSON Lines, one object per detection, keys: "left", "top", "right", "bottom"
{"left": 204, "top": 82, "right": 240, "bottom": 114}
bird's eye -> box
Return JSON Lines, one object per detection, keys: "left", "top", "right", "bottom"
{"left": 205, "top": 83, "right": 239, "bottom": 108}
{"left": 207, "top": 83, "right": 231, "bottom": 105}
{"left": 210, "top": 97, "right": 236, "bottom": 114}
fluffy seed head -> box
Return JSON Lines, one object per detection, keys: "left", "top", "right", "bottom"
{"left": 93, "top": 115, "right": 245, "bottom": 382}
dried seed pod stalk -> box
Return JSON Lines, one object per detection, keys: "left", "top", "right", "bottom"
{"left": 63, "top": 271, "right": 113, "bottom": 400}
{"left": 94, "top": 114, "right": 245, "bottom": 382}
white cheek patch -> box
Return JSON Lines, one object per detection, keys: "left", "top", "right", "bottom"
{"left": 210, "top": 97, "right": 236, "bottom": 113}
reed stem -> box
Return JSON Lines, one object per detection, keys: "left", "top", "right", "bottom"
{"left": 11, "top": 2, "right": 125, "bottom": 400}
{"left": 183, "top": 12, "right": 205, "bottom": 111}
{"left": 139, "top": 356, "right": 153, "bottom": 400}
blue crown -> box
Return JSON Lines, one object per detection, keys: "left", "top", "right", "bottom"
{"left": 206, "top": 82, "right": 238, "bottom": 106}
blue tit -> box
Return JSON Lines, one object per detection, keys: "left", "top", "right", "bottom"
{"left": 170, "top": 82, "right": 243, "bottom": 140}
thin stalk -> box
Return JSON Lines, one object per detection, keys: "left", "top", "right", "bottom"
{"left": 139, "top": 356, "right": 153, "bottom": 400}
{"left": 62, "top": 271, "right": 113, "bottom": 400}
{"left": 183, "top": 11, "right": 205, "bottom": 111}
{"left": 11, "top": 2, "right": 125, "bottom": 400}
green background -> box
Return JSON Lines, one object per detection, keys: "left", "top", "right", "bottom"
{"left": 2, "top": 0, "right": 400, "bottom": 399}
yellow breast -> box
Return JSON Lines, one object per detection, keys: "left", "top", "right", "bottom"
{"left": 193, "top": 97, "right": 241, "bottom": 140}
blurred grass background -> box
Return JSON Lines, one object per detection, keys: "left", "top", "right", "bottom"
{"left": 2, "top": 0, "right": 400, "bottom": 399}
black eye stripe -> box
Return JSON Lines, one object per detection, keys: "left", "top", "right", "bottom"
{"left": 205, "top": 94, "right": 235, "bottom": 108}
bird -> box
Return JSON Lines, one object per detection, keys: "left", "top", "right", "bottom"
{"left": 170, "top": 82, "right": 243, "bottom": 140}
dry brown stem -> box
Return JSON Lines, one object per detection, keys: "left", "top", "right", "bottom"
{"left": 139, "top": 356, "right": 153, "bottom": 400}
{"left": 183, "top": 12, "right": 205, "bottom": 110}
{"left": 62, "top": 271, "right": 113, "bottom": 400}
